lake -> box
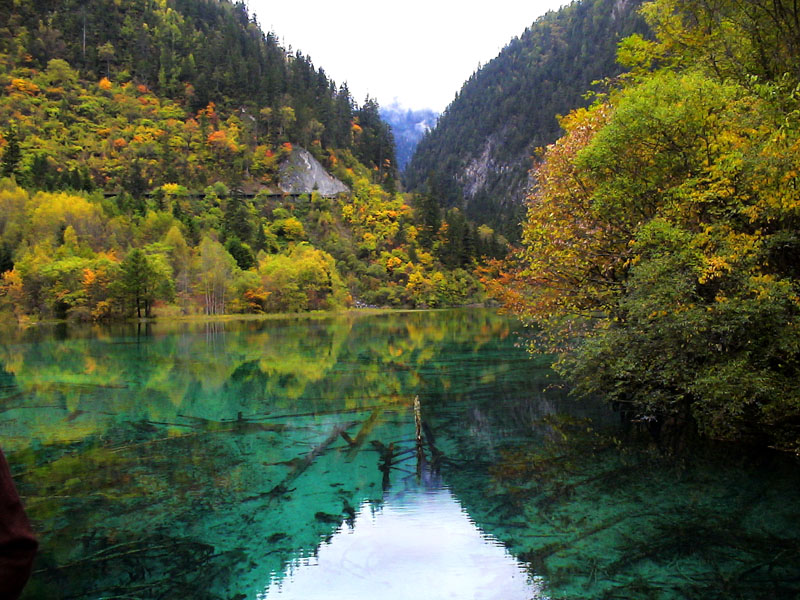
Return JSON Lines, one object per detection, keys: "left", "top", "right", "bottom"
{"left": 1, "top": 309, "right": 798, "bottom": 599}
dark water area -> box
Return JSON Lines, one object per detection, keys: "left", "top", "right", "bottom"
{"left": 0, "top": 310, "right": 798, "bottom": 599}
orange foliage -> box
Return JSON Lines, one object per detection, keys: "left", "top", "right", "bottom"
{"left": 207, "top": 130, "right": 228, "bottom": 144}
{"left": 9, "top": 78, "right": 40, "bottom": 95}
{"left": 82, "top": 268, "right": 97, "bottom": 287}
{"left": 198, "top": 102, "right": 218, "bottom": 124}
{"left": 98, "top": 77, "right": 113, "bottom": 91}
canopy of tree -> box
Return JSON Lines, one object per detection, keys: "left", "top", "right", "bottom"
{"left": 404, "top": 0, "right": 646, "bottom": 240}
{"left": 491, "top": 0, "right": 800, "bottom": 451}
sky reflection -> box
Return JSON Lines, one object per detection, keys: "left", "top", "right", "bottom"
{"left": 260, "top": 483, "right": 544, "bottom": 600}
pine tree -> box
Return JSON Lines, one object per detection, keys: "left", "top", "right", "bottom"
{"left": 222, "top": 195, "right": 254, "bottom": 243}
{"left": 0, "top": 242, "right": 13, "bottom": 274}
{"left": 119, "top": 249, "right": 155, "bottom": 318}
{"left": 1, "top": 126, "right": 21, "bottom": 178}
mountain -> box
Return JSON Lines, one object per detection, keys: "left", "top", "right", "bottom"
{"left": 403, "top": 0, "right": 647, "bottom": 239}
{"left": 0, "top": 0, "right": 396, "bottom": 191}
{"left": 0, "top": 0, "right": 505, "bottom": 321}
{"left": 380, "top": 104, "right": 439, "bottom": 173}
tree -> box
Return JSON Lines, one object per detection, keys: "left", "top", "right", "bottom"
{"left": 0, "top": 242, "right": 13, "bottom": 274}
{"left": 278, "top": 106, "right": 295, "bottom": 138}
{"left": 222, "top": 195, "right": 254, "bottom": 243}
{"left": 117, "top": 248, "right": 172, "bottom": 318}
{"left": 1, "top": 126, "right": 21, "bottom": 179}
{"left": 415, "top": 191, "right": 440, "bottom": 250}
{"left": 97, "top": 41, "right": 115, "bottom": 77}
{"left": 199, "top": 237, "right": 236, "bottom": 315}
{"left": 225, "top": 237, "right": 255, "bottom": 270}
{"left": 499, "top": 23, "right": 800, "bottom": 448}
{"left": 119, "top": 249, "right": 155, "bottom": 318}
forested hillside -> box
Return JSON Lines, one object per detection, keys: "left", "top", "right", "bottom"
{"left": 0, "top": 0, "right": 396, "bottom": 190}
{"left": 492, "top": 0, "right": 800, "bottom": 450}
{"left": 405, "top": 0, "right": 646, "bottom": 238}
{"left": 0, "top": 0, "right": 506, "bottom": 321}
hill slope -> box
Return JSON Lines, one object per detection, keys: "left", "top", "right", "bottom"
{"left": 404, "top": 0, "right": 646, "bottom": 239}
{"left": 0, "top": 0, "right": 503, "bottom": 320}
{"left": 0, "top": 0, "right": 396, "bottom": 190}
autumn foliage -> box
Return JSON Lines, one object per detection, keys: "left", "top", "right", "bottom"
{"left": 498, "top": 0, "right": 800, "bottom": 449}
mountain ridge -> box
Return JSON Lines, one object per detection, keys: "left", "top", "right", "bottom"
{"left": 404, "top": 0, "right": 647, "bottom": 239}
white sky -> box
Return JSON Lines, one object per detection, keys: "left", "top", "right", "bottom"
{"left": 247, "top": 0, "right": 570, "bottom": 112}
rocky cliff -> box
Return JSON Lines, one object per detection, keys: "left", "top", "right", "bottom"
{"left": 279, "top": 147, "right": 349, "bottom": 197}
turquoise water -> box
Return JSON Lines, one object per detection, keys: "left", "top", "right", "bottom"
{"left": 0, "top": 310, "right": 798, "bottom": 599}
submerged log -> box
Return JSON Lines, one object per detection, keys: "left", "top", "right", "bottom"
{"left": 345, "top": 409, "right": 382, "bottom": 459}
{"left": 245, "top": 421, "right": 356, "bottom": 503}
{"left": 422, "top": 421, "right": 444, "bottom": 469}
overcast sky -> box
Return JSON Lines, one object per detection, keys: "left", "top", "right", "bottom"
{"left": 247, "top": 0, "right": 570, "bottom": 112}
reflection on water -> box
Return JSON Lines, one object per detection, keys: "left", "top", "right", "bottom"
{"left": 0, "top": 309, "right": 798, "bottom": 599}
{"left": 263, "top": 480, "right": 544, "bottom": 600}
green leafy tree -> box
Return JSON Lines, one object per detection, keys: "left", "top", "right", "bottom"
{"left": 497, "top": 4, "right": 800, "bottom": 449}
{"left": 225, "top": 237, "right": 255, "bottom": 270}
{"left": 119, "top": 249, "right": 154, "bottom": 318}
{"left": 117, "top": 248, "right": 173, "bottom": 318}
{"left": 222, "top": 195, "right": 254, "bottom": 244}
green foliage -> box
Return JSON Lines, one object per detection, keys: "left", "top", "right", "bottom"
{"left": 117, "top": 248, "right": 173, "bottom": 318}
{"left": 257, "top": 244, "right": 348, "bottom": 312}
{"left": 0, "top": 125, "right": 21, "bottom": 178}
{"left": 225, "top": 237, "right": 255, "bottom": 270}
{"left": 500, "top": 0, "right": 800, "bottom": 449}
{"left": 0, "top": 0, "right": 504, "bottom": 320}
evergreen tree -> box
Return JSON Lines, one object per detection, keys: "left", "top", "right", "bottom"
{"left": 1, "top": 126, "right": 21, "bottom": 178}
{"left": 119, "top": 249, "right": 155, "bottom": 318}
{"left": 222, "top": 195, "right": 254, "bottom": 243}
{"left": 415, "top": 191, "right": 440, "bottom": 250}
{"left": 225, "top": 237, "right": 255, "bottom": 270}
{"left": 253, "top": 222, "right": 268, "bottom": 252}
{"left": 0, "top": 241, "right": 13, "bottom": 274}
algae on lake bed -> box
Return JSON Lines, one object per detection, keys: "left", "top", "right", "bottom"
{"left": 0, "top": 310, "right": 798, "bottom": 599}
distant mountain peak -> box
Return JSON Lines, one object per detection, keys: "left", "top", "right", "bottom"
{"left": 380, "top": 105, "right": 440, "bottom": 173}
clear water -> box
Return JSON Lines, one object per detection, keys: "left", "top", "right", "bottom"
{"left": 0, "top": 310, "right": 798, "bottom": 599}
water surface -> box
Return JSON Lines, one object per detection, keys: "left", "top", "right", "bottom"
{"left": 1, "top": 310, "right": 798, "bottom": 599}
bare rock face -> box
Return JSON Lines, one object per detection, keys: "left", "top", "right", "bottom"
{"left": 278, "top": 147, "right": 349, "bottom": 197}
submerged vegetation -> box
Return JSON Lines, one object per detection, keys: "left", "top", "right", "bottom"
{"left": 492, "top": 0, "right": 800, "bottom": 450}
{"left": 4, "top": 311, "right": 799, "bottom": 599}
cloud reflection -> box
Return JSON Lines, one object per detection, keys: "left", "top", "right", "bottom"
{"left": 261, "top": 484, "right": 545, "bottom": 600}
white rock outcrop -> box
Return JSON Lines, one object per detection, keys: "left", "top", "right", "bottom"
{"left": 278, "top": 147, "right": 349, "bottom": 197}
